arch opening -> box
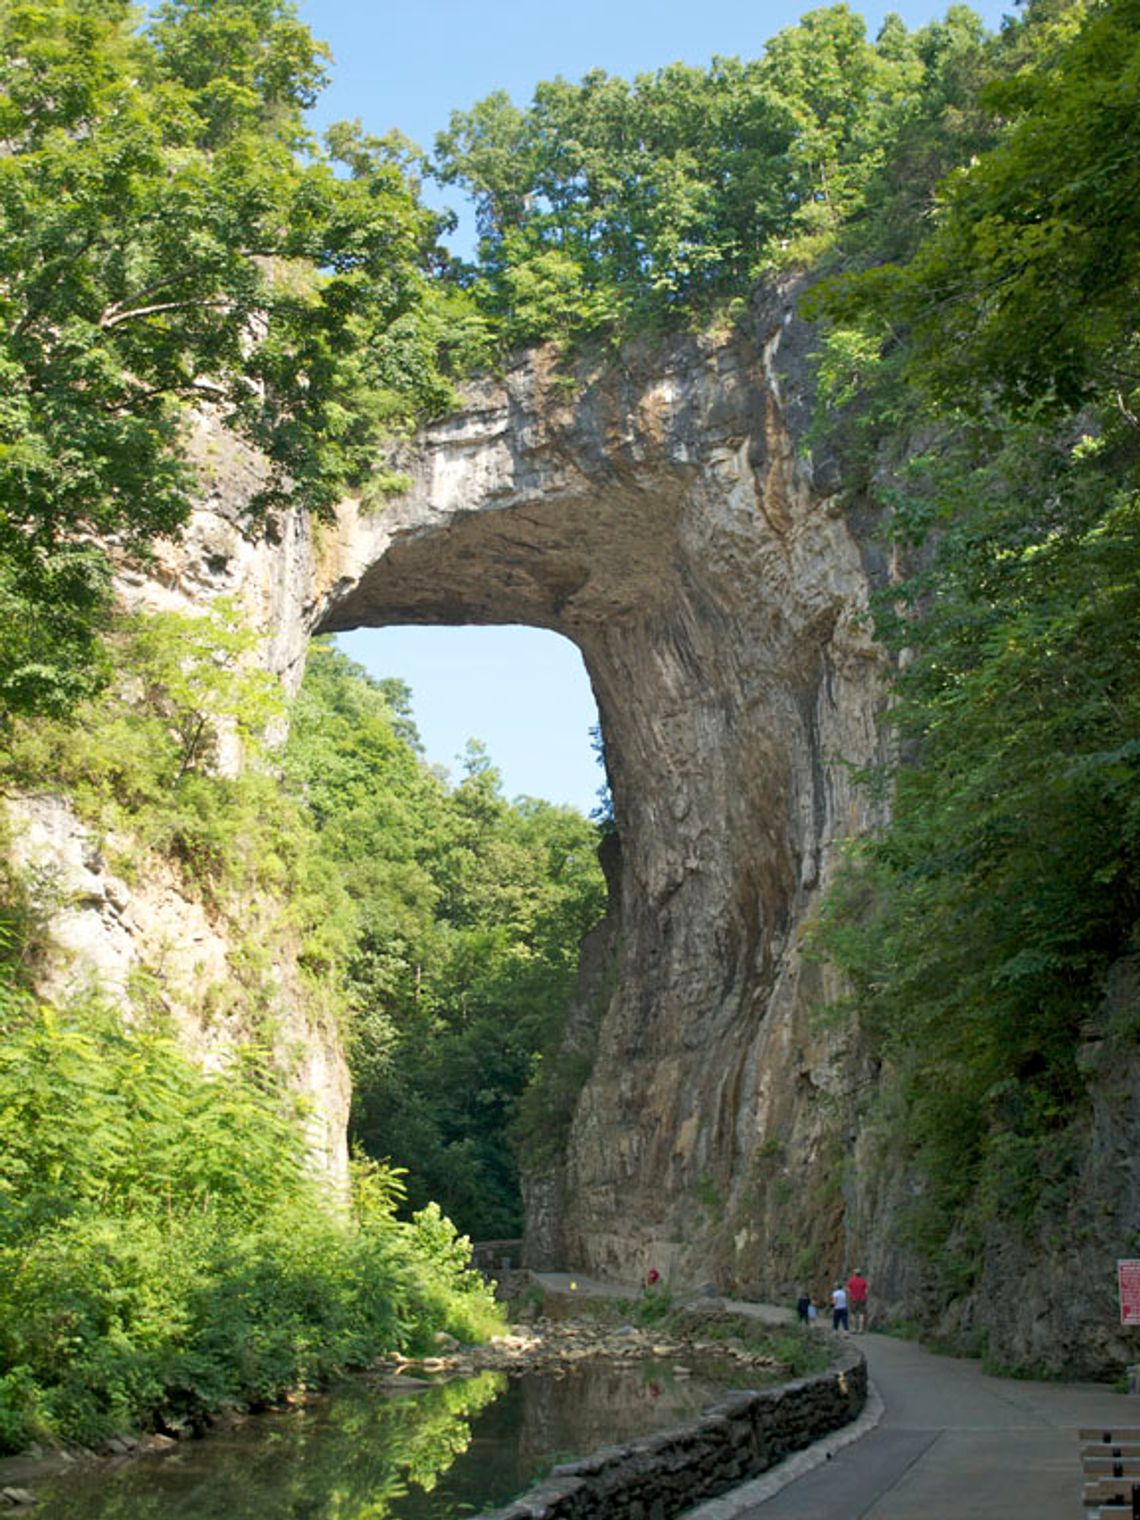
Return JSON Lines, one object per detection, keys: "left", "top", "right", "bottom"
{"left": 335, "top": 624, "right": 605, "bottom": 816}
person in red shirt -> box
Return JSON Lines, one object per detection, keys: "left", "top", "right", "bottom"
{"left": 846, "top": 1269, "right": 868, "bottom": 1333}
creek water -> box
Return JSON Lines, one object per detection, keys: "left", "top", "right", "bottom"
{"left": 19, "top": 1358, "right": 754, "bottom": 1519}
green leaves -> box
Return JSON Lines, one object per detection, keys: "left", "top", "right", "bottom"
{"left": 824, "top": 0, "right": 1140, "bottom": 416}
{"left": 0, "top": 0, "right": 472, "bottom": 719}
{"left": 147, "top": 0, "right": 331, "bottom": 149}
{"left": 0, "top": 998, "right": 503, "bottom": 1451}
{"left": 125, "top": 598, "right": 285, "bottom": 781}
{"left": 437, "top": 56, "right": 782, "bottom": 338}
{"left": 434, "top": 6, "right": 970, "bottom": 343}
{"left": 285, "top": 642, "right": 606, "bottom": 1238}
{"left": 807, "top": 0, "right": 1140, "bottom": 1289}
{"left": 0, "top": 1000, "right": 306, "bottom": 1225}
{"left": 822, "top": 446, "right": 1140, "bottom": 1266}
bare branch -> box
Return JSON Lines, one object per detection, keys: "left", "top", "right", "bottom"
{"left": 99, "top": 299, "right": 235, "bottom": 331}
{"left": 101, "top": 377, "right": 233, "bottom": 414}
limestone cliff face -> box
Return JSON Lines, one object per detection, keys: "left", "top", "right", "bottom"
{"left": 308, "top": 283, "right": 1138, "bottom": 1370}
{"left": 5, "top": 793, "right": 350, "bottom": 1179}
{"left": 313, "top": 282, "right": 893, "bottom": 1292}
{"left": 4, "top": 414, "right": 350, "bottom": 1182}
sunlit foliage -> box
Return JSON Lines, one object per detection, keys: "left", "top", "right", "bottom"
{"left": 0, "top": 0, "right": 482, "bottom": 718}
{"left": 809, "top": 0, "right": 1140, "bottom": 1293}
{"left": 286, "top": 644, "right": 607, "bottom": 1237}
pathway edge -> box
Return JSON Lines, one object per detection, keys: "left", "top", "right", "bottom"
{"left": 679, "top": 1373, "right": 887, "bottom": 1518}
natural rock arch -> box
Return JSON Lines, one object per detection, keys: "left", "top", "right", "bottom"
{"left": 309, "top": 283, "right": 890, "bottom": 1291}
{"left": 86, "top": 279, "right": 1137, "bottom": 1366}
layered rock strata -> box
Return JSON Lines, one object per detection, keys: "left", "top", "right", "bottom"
{"left": 314, "top": 283, "right": 891, "bottom": 1290}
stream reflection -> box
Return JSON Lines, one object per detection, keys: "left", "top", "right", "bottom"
{"left": 24, "top": 1359, "right": 745, "bottom": 1520}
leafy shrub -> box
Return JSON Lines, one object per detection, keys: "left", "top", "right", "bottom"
{"left": 629, "top": 1282, "right": 676, "bottom": 1327}
{"left": 0, "top": 999, "right": 502, "bottom": 1453}
{"left": 0, "top": 1368, "right": 46, "bottom": 1452}
{"left": 400, "top": 1202, "right": 504, "bottom": 1348}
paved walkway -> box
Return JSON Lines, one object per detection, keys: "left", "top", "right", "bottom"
{"left": 532, "top": 1274, "right": 1136, "bottom": 1517}
{"left": 684, "top": 1330, "right": 1135, "bottom": 1520}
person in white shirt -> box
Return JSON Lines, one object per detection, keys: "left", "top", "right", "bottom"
{"left": 831, "top": 1282, "right": 849, "bottom": 1332}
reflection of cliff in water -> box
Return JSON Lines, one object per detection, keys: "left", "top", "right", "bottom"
{"left": 19, "top": 1362, "right": 748, "bottom": 1520}
{"left": 515, "top": 1359, "right": 745, "bottom": 1477}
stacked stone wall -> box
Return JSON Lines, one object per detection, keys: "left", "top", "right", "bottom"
{"left": 476, "top": 1343, "right": 866, "bottom": 1520}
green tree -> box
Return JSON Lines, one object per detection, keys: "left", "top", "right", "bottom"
{"left": 436, "top": 56, "right": 795, "bottom": 338}
{"left": 814, "top": 0, "right": 1140, "bottom": 414}
{"left": 808, "top": 0, "right": 1140, "bottom": 1293}
{"left": 434, "top": 6, "right": 963, "bottom": 343}
{"left": 0, "top": 996, "right": 502, "bottom": 1451}
{"left": 757, "top": 4, "right": 924, "bottom": 248}
{"left": 0, "top": 0, "right": 469, "bottom": 718}
{"left": 285, "top": 645, "right": 607, "bottom": 1238}
{"left": 125, "top": 597, "right": 284, "bottom": 782}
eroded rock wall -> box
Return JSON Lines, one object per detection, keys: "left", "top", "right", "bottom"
{"left": 4, "top": 418, "right": 350, "bottom": 1181}
{"left": 5, "top": 792, "right": 350, "bottom": 1178}
{"left": 311, "top": 286, "right": 1139, "bottom": 1369}
{"left": 314, "top": 283, "right": 892, "bottom": 1292}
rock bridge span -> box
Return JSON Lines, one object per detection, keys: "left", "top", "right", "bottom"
{"left": 306, "top": 284, "right": 888, "bottom": 1290}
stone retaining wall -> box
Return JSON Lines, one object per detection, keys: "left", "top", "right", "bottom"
{"left": 476, "top": 1342, "right": 866, "bottom": 1519}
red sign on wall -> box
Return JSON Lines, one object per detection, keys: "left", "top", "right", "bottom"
{"left": 1118, "top": 1260, "right": 1140, "bottom": 1326}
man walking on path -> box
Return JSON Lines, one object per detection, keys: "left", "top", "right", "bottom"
{"left": 847, "top": 1268, "right": 868, "bottom": 1332}
{"left": 831, "top": 1281, "right": 849, "bottom": 1332}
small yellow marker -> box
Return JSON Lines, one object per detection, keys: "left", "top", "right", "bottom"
{"left": 569, "top": 1280, "right": 578, "bottom": 1290}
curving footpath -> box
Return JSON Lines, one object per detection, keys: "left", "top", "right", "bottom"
{"left": 682, "top": 1329, "right": 1134, "bottom": 1520}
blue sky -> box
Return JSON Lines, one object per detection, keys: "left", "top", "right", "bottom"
{"left": 297, "top": 0, "right": 1014, "bottom": 814}
{"left": 338, "top": 626, "right": 606, "bottom": 812}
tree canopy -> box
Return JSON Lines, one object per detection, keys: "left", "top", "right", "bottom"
{"left": 433, "top": 4, "right": 997, "bottom": 341}
{"left": 807, "top": 0, "right": 1140, "bottom": 1292}
{"left": 0, "top": 0, "right": 482, "bottom": 718}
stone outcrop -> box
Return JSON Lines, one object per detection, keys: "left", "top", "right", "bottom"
{"left": 4, "top": 790, "right": 350, "bottom": 1180}
{"left": 2, "top": 414, "right": 347, "bottom": 1178}
{"left": 31, "top": 277, "right": 883, "bottom": 1267}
